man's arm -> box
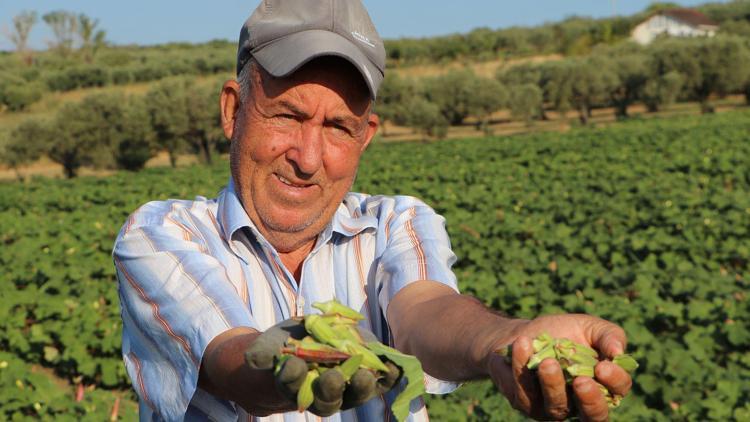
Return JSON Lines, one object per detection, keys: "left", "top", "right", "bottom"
{"left": 198, "top": 328, "right": 294, "bottom": 416}
{"left": 387, "top": 280, "right": 632, "bottom": 421}
{"left": 387, "top": 281, "right": 526, "bottom": 380}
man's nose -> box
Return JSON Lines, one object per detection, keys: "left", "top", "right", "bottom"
{"left": 286, "top": 123, "right": 324, "bottom": 176}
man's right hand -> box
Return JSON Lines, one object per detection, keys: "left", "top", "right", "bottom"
{"left": 245, "top": 318, "right": 401, "bottom": 417}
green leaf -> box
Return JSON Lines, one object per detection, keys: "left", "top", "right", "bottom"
{"left": 367, "top": 342, "right": 425, "bottom": 422}
{"left": 42, "top": 346, "right": 59, "bottom": 363}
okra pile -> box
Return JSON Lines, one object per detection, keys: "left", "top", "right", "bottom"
{"left": 277, "top": 300, "right": 424, "bottom": 421}
{"left": 497, "top": 333, "right": 638, "bottom": 408}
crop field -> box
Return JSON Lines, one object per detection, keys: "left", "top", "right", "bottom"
{"left": 1, "top": 111, "right": 749, "bottom": 420}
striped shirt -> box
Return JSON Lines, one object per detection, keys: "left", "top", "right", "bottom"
{"left": 113, "top": 178, "right": 460, "bottom": 422}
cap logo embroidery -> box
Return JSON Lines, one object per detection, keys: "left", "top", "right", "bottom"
{"left": 351, "top": 31, "right": 375, "bottom": 48}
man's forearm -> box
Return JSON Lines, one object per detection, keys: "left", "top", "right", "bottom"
{"left": 388, "top": 281, "right": 528, "bottom": 381}
{"left": 199, "top": 327, "right": 293, "bottom": 416}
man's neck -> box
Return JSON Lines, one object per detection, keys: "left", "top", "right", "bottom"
{"left": 277, "top": 240, "right": 316, "bottom": 283}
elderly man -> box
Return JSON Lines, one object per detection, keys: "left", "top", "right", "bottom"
{"left": 114, "top": 0, "right": 632, "bottom": 421}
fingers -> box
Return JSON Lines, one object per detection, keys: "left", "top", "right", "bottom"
{"left": 245, "top": 339, "right": 278, "bottom": 370}
{"left": 342, "top": 368, "right": 377, "bottom": 409}
{"left": 510, "top": 336, "right": 544, "bottom": 417}
{"left": 589, "top": 321, "right": 627, "bottom": 359}
{"left": 246, "top": 322, "right": 303, "bottom": 370}
{"left": 595, "top": 360, "right": 632, "bottom": 397}
{"left": 487, "top": 351, "right": 517, "bottom": 403}
{"left": 275, "top": 356, "right": 307, "bottom": 400}
{"left": 311, "top": 369, "right": 345, "bottom": 416}
{"left": 537, "top": 358, "right": 571, "bottom": 420}
{"left": 572, "top": 377, "right": 609, "bottom": 422}
{"left": 376, "top": 361, "right": 401, "bottom": 395}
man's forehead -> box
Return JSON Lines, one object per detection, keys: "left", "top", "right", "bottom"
{"left": 256, "top": 57, "right": 372, "bottom": 108}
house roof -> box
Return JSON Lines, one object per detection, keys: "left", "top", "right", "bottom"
{"left": 660, "top": 8, "right": 718, "bottom": 27}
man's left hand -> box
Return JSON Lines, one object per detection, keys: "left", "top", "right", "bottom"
{"left": 485, "top": 314, "right": 632, "bottom": 421}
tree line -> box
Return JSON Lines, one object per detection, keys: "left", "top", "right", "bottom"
{"left": 0, "top": 10, "right": 235, "bottom": 112}
{"left": 376, "top": 35, "right": 750, "bottom": 138}
{"left": 384, "top": 1, "right": 750, "bottom": 65}
{"left": 3, "top": 2, "right": 749, "bottom": 112}
{"left": 1, "top": 77, "right": 226, "bottom": 179}
{"left": 3, "top": 35, "right": 750, "bottom": 178}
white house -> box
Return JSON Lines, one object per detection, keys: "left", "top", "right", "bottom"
{"left": 631, "top": 9, "right": 719, "bottom": 45}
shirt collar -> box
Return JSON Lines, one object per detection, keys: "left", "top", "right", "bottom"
{"left": 217, "top": 178, "right": 378, "bottom": 257}
{"left": 217, "top": 177, "right": 260, "bottom": 247}
{"left": 331, "top": 195, "right": 378, "bottom": 237}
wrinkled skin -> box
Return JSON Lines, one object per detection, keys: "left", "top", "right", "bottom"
{"left": 220, "top": 57, "right": 378, "bottom": 278}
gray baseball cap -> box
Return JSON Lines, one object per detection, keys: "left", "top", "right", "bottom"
{"left": 237, "top": 0, "right": 386, "bottom": 99}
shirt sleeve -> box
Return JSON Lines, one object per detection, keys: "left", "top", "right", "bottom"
{"left": 113, "top": 205, "right": 259, "bottom": 421}
{"left": 375, "top": 196, "right": 461, "bottom": 394}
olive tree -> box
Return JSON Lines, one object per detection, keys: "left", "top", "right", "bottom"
{"left": 539, "top": 61, "right": 575, "bottom": 118}
{"left": 1, "top": 118, "right": 48, "bottom": 180}
{"left": 402, "top": 97, "right": 448, "bottom": 140}
{"left": 375, "top": 73, "right": 419, "bottom": 136}
{"left": 468, "top": 77, "right": 507, "bottom": 135}
{"left": 46, "top": 92, "right": 156, "bottom": 176}
{"left": 594, "top": 43, "right": 649, "bottom": 118}
{"left": 184, "top": 83, "right": 222, "bottom": 164}
{"left": 145, "top": 77, "right": 221, "bottom": 166}
{"left": 422, "top": 69, "right": 480, "bottom": 125}
{"left": 498, "top": 63, "right": 548, "bottom": 120}
{"left": 567, "top": 57, "right": 618, "bottom": 124}
{"left": 114, "top": 96, "right": 156, "bottom": 171}
{"left": 641, "top": 71, "right": 684, "bottom": 112}
{"left": 145, "top": 78, "right": 190, "bottom": 167}
{"left": 507, "top": 83, "right": 543, "bottom": 125}
{"left": 648, "top": 36, "right": 750, "bottom": 113}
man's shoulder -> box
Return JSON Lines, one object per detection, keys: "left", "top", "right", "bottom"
{"left": 117, "top": 195, "right": 219, "bottom": 238}
{"left": 343, "top": 192, "right": 435, "bottom": 217}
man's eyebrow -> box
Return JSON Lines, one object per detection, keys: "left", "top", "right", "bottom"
{"left": 276, "top": 100, "right": 312, "bottom": 119}
{"left": 329, "top": 115, "right": 361, "bottom": 128}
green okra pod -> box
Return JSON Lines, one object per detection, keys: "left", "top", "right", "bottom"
{"left": 336, "top": 355, "right": 364, "bottom": 381}
{"left": 527, "top": 344, "right": 556, "bottom": 369}
{"left": 496, "top": 332, "right": 638, "bottom": 409}
{"left": 297, "top": 369, "right": 320, "bottom": 412}
{"left": 313, "top": 299, "right": 365, "bottom": 321}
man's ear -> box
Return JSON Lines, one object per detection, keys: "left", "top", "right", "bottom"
{"left": 220, "top": 80, "right": 241, "bottom": 141}
{"left": 361, "top": 112, "right": 379, "bottom": 152}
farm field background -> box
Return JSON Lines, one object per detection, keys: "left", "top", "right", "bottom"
{"left": 1, "top": 111, "right": 749, "bottom": 420}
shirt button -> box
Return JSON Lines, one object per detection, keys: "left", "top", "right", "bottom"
{"left": 297, "top": 296, "right": 305, "bottom": 315}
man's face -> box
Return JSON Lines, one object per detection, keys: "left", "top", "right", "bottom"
{"left": 222, "top": 58, "right": 378, "bottom": 252}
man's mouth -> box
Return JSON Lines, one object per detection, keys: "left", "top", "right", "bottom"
{"left": 275, "top": 173, "right": 312, "bottom": 188}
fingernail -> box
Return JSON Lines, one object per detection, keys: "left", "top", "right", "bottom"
{"left": 541, "top": 363, "right": 556, "bottom": 375}
{"left": 612, "top": 341, "right": 624, "bottom": 355}
{"left": 577, "top": 381, "right": 592, "bottom": 393}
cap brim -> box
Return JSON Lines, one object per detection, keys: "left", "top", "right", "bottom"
{"left": 251, "top": 30, "right": 383, "bottom": 100}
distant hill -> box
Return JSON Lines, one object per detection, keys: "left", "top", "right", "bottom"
{"left": 383, "top": 1, "right": 750, "bottom": 65}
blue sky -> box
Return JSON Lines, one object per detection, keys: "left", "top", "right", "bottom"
{"left": 0, "top": 1, "right": 728, "bottom": 51}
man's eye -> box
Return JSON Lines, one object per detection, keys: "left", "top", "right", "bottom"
{"left": 330, "top": 124, "right": 352, "bottom": 137}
